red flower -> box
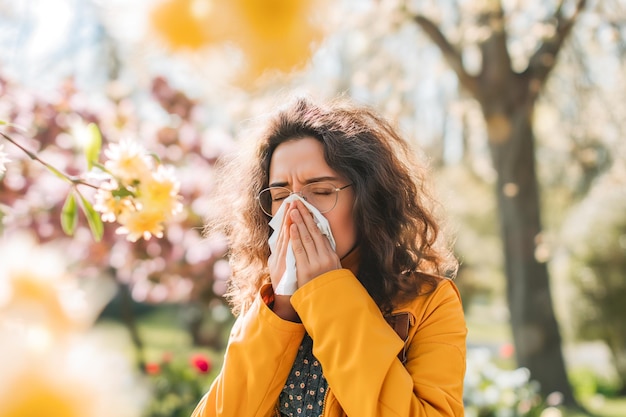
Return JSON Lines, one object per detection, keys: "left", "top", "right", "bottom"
{"left": 145, "top": 362, "right": 161, "bottom": 375}
{"left": 190, "top": 353, "right": 211, "bottom": 373}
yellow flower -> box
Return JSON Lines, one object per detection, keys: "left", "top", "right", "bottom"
{"left": 116, "top": 209, "right": 168, "bottom": 242}
{"left": 98, "top": 139, "right": 182, "bottom": 241}
{"left": 0, "top": 233, "right": 91, "bottom": 335}
{"left": 0, "top": 368, "right": 91, "bottom": 417}
{"left": 110, "top": 165, "right": 183, "bottom": 242}
{"left": 149, "top": 0, "right": 229, "bottom": 50}
{"left": 148, "top": 0, "right": 328, "bottom": 82}
{"left": 226, "top": 0, "right": 327, "bottom": 81}
{"left": 137, "top": 165, "right": 183, "bottom": 218}
{"left": 229, "top": 0, "right": 319, "bottom": 38}
{"left": 93, "top": 179, "right": 135, "bottom": 223}
{"left": 103, "top": 139, "right": 153, "bottom": 185}
{"left": 0, "top": 333, "right": 146, "bottom": 417}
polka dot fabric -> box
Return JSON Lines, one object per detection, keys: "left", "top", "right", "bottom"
{"left": 278, "top": 333, "right": 328, "bottom": 417}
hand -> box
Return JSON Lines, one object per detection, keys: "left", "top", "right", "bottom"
{"left": 267, "top": 202, "right": 299, "bottom": 321}
{"left": 268, "top": 201, "right": 292, "bottom": 290}
{"left": 289, "top": 200, "right": 341, "bottom": 287}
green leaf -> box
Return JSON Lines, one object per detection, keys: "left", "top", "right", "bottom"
{"left": 149, "top": 152, "right": 161, "bottom": 164}
{"left": 112, "top": 187, "right": 135, "bottom": 198}
{"left": 61, "top": 192, "right": 78, "bottom": 236}
{"left": 78, "top": 193, "right": 104, "bottom": 241}
{"left": 85, "top": 123, "right": 102, "bottom": 170}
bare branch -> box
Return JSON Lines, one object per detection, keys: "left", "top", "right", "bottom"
{"left": 476, "top": 2, "right": 514, "bottom": 97}
{"left": 413, "top": 15, "right": 479, "bottom": 96}
{"left": 527, "top": 0, "right": 588, "bottom": 89}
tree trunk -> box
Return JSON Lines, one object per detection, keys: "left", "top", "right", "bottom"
{"left": 484, "top": 102, "right": 576, "bottom": 406}
{"left": 412, "top": 0, "right": 589, "bottom": 407}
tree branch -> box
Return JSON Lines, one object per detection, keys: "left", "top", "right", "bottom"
{"left": 413, "top": 15, "right": 479, "bottom": 96}
{"left": 477, "top": 2, "right": 513, "bottom": 97}
{"left": 0, "top": 130, "right": 97, "bottom": 189}
{"left": 527, "top": 0, "right": 588, "bottom": 87}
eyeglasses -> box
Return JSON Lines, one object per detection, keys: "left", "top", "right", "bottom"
{"left": 257, "top": 182, "right": 352, "bottom": 217}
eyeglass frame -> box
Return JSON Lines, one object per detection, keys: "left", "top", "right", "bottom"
{"left": 257, "top": 182, "right": 353, "bottom": 217}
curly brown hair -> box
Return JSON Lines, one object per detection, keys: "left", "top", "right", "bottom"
{"left": 205, "top": 96, "right": 457, "bottom": 315}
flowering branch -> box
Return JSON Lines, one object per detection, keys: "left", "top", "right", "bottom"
{"left": 0, "top": 120, "right": 183, "bottom": 242}
{"left": 0, "top": 130, "right": 80, "bottom": 185}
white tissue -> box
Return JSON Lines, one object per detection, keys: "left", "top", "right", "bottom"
{"left": 268, "top": 194, "right": 336, "bottom": 295}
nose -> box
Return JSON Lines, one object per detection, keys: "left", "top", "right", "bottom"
{"left": 292, "top": 190, "right": 307, "bottom": 201}
{"left": 290, "top": 185, "right": 307, "bottom": 200}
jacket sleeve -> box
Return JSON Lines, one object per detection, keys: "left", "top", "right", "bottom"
{"left": 290, "top": 269, "right": 467, "bottom": 417}
{"left": 191, "top": 284, "right": 305, "bottom": 417}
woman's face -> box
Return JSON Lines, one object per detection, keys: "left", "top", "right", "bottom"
{"left": 268, "top": 137, "right": 357, "bottom": 258}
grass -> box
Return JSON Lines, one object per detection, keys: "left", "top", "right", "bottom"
{"left": 576, "top": 396, "right": 626, "bottom": 417}
{"left": 559, "top": 398, "right": 626, "bottom": 417}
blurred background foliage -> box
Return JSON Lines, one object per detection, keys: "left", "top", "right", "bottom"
{"left": 0, "top": 0, "right": 625, "bottom": 416}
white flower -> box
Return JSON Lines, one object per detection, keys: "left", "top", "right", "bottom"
{"left": 103, "top": 139, "right": 153, "bottom": 184}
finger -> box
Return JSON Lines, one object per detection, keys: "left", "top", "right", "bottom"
{"left": 293, "top": 201, "right": 332, "bottom": 253}
{"left": 290, "top": 218, "right": 340, "bottom": 286}
{"left": 289, "top": 223, "right": 311, "bottom": 262}
{"left": 269, "top": 203, "right": 293, "bottom": 286}
{"left": 276, "top": 202, "right": 293, "bottom": 248}
{"left": 289, "top": 205, "right": 319, "bottom": 257}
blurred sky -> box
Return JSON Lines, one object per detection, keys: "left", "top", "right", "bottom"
{"left": 1, "top": 0, "right": 113, "bottom": 91}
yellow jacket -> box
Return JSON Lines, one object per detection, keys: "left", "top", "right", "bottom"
{"left": 191, "top": 268, "right": 466, "bottom": 417}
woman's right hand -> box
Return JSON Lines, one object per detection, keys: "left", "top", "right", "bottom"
{"left": 267, "top": 202, "right": 300, "bottom": 322}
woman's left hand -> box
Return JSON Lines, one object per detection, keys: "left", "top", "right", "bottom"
{"left": 289, "top": 200, "right": 341, "bottom": 287}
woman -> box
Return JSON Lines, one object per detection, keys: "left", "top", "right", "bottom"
{"left": 192, "top": 96, "right": 467, "bottom": 417}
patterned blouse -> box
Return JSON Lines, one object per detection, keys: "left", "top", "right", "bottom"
{"left": 278, "top": 332, "right": 328, "bottom": 417}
